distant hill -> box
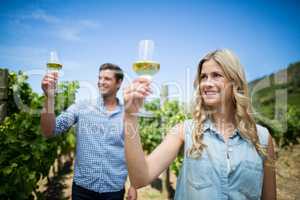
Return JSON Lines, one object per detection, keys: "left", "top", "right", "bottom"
{"left": 249, "top": 61, "right": 300, "bottom": 119}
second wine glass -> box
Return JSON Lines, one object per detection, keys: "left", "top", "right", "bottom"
{"left": 132, "top": 40, "right": 160, "bottom": 117}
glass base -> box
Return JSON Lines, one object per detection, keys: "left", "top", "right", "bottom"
{"left": 131, "top": 108, "right": 154, "bottom": 117}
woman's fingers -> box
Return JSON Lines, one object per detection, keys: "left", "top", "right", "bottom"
{"left": 125, "top": 83, "right": 151, "bottom": 99}
{"left": 133, "top": 76, "right": 151, "bottom": 86}
{"left": 124, "top": 79, "right": 152, "bottom": 114}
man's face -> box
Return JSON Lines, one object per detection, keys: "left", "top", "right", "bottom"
{"left": 98, "top": 69, "right": 122, "bottom": 97}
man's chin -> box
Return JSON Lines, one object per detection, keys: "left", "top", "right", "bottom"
{"left": 100, "top": 89, "right": 108, "bottom": 94}
{"left": 100, "top": 92, "right": 111, "bottom": 98}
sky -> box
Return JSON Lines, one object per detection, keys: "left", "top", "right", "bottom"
{"left": 0, "top": 0, "right": 299, "bottom": 103}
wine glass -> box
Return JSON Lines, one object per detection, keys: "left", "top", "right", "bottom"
{"left": 46, "top": 51, "right": 63, "bottom": 93}
{"left": 132, "top": 40, "right": 160, "bottom": 117}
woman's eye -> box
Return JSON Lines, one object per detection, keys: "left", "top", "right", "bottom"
{"left": 213, "top": 72, "right": 222, "bottom": 78}
{"left": 200, "top": 74, "right": 207, "bottom": 80}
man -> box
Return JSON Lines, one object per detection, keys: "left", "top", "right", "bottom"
{"left": 41, "top": 63, "right": 137, "bottom": 200}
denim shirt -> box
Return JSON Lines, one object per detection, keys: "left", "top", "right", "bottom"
{"left": 174, "top": 119, "right": 269, "bottom": 200}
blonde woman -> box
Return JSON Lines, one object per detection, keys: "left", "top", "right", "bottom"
{"left": 124, "top": 49, "right": 276, "bottom": 200}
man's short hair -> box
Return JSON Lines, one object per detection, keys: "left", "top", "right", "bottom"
{"left": 99, "top": 63, "right": 124, "bottom": 81}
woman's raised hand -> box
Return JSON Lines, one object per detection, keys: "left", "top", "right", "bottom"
{"left": 124, "top": 77, "right": 152, "bottom": 115}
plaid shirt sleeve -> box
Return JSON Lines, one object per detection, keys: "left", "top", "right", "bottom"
{"left": 54, "top": 104, "right": 78, "bottom": 135}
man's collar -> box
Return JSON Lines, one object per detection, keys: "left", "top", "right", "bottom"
{"left": 97, "top": 95, "right": 123, "bottom": 110}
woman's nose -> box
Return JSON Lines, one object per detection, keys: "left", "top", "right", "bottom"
{"left": 201, "top": 76, "right": 214, "bottom": 86}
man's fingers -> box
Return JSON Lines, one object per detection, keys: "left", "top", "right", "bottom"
{"left": 45, "top": 74, "right": 58, "bottom": 82}
{"left": 41, "top": 73, "right": 58, "bottom": 97}
{"left": 47, "top": 71, "right": 58, "bottom": 78}
{"left": 42, "top": 79, "right": 56, "bottom": 87}
{"left": 43, "top": 73, "right": 58, "bottom": 85}
{"left": 43, "top": 72, "right": 58, "bottom": 83}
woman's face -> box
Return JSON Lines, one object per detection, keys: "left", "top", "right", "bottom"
{"left": 199, "top": 59, "right": 233, "bottom": 108}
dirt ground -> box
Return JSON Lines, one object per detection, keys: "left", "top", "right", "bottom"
{"left": 276, "top": 144, "right": 300, "bottom": 200}
{"left": 40, "top": 144, "right": 300, "bottom": 200}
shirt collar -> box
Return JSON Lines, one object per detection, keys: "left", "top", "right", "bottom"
{"left": 203, "top": 118, "right": 216, "bottom": 132}
{"left": 97, "top": 95, "right": 105, "bottom": 108}
{"left": 96, "top": 95, "right": 123, "bottom": 114}
{"left": 202, "top": 118, "right": 240, "bottom": 139}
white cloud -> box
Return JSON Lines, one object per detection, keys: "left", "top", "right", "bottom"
{"left": 0, "top": 46, "right": 48, "bottom": 66}
{"left": 56, "top": 19, "right": 100, "bottom": 42}
{"left": 12, "top": 8, "right": 60, "bottom": 25}
{"left": 63, "top": 59, "right": 83, "bottom": 70}
{"left": 30, "top": 9, "right": 60, "bottom": 24}
{"left": 10, "top": 8, "right": 100, "bottom": 42}
{"left": 58, "top": 28, "right": 81, "bottom": 42}
{"left": 78, "top": 19, "right": 100, "bottom": 29}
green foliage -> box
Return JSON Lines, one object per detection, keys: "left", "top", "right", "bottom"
{"left": 140, "top": 99, "right": 189, "bottom": 176}
{"left": 7, "top": 71, "right": 36, "bottom": 115}
{"left": 250, "top": 61, "right": 300, "bottom": 147}
{"left": 139, "top": 99, "right": 162, "bottom": 153}
{"left": 256, "top": 106, "right": 300, "bottom": 147}
{"left": 170, "top": 156, "right": 184, "bottom": 177}
{"left": 0, "top": 70, "right": 79, "bottom": 199}
{"left": 160, "top": 101, "right": 188, "bottom": 176}
{"left": 284, "top": 106, "right": 300, "bottom": 146}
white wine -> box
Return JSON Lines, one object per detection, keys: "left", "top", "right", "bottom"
{"left": 132, "top": 60, "right": 160, "bottom": 76}
{"left": 47, "top": 63, "right": 63, "bottom": 70}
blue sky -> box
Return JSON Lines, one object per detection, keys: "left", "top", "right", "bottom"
{"left": 1, "top": 0, "right": 299, "bottom": 103}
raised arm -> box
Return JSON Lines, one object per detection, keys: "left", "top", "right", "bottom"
{"left": 261, "top": 135, "right": 277, "bottom": 200}
{"left": 40, "top": 72, "right": 58, "bottom": 138}
{"left": 124, "top": 78, "right": 184, "bottom": 188}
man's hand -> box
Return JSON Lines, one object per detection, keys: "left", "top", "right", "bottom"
{"left": 40, "top": 72, "right": 58, "bottom": 137}
{"left": 126, "top": 186, "right": 137, "bottom": 200}
{"left": 41, "top": 72, "right": 58, "bottom": 98}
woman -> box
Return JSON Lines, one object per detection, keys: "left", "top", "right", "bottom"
{"left": 124, "top": 49, "right": 276, "bottom": 200}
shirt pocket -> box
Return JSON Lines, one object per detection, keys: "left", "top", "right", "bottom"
{"left": 186, "top": 157, "right": 213, "bottom": 190}
{"left": 238, "top": 160, "right": 263, "bottom": 199}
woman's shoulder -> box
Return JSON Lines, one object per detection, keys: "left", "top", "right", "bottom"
{"left": 255, "top": 124, "right": 271, "bottom": 147}
{"left": 182, "top": 119, "right": 194, "bottom": 133}
{"left": 183, "top": 119, "right": 193, "bottom": 126}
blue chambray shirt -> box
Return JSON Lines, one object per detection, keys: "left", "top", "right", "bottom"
{"left": 175, "top": 119, "right": 269, "bottom": 200}
{"left": 54, "top": 96, "right": 127, "bottom": 193}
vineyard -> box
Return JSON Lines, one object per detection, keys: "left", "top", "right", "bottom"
{"left": 0, "top": 61, "right": 300, "bottom": 199}
{"left": 0, "top": 69, "right": 78, "bottom": 199}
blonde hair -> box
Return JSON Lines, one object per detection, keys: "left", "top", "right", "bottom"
{"left": 188, "top": 49, "right": 267, "bottom": 159}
